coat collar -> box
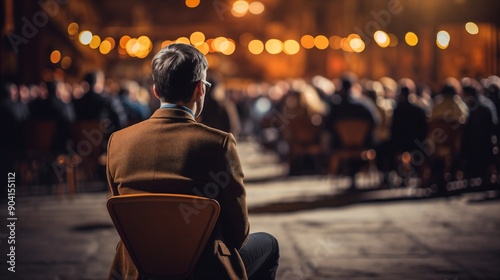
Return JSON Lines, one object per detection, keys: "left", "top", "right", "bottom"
{"left": 150, "top": 108, "right": 196, "bottom": 122}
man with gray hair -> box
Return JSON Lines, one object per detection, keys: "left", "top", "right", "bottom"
{"left": 107, "top": 43, "right": 279, "bottom": 280}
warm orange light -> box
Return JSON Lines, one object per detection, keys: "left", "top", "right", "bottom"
{"left": 61, "top": 56, "right": 72, "bottom": 69}
{"left": 248, "top": 39, "right": 264, "bottom": 54}
{"left": 349, "top": 38, "right": 365, "bottom": 53}
{"left": 50, "top": 50, "right": 61, "bottom": 64}
{"left": 405, "top": 32, "right": 418, "bottom": 46}
{"left": 190, "top": 31, "right": 205, "bottom": 46}
{"left": 89, "top": 35, "right": 101, "bottom": 49}
{"left": 212, "top": 37, "right": 228, "bottom": 52}
{"left": 341, "top": 38, "right": 353, "bottom": 52}
{"left": 99, "top": 40, "right": 112, "bottom": 54}
{"left": 104, "top": 37, "right": 116, "bottom": 49}
{"left": 249, "top": 1, "right": 265, "bottom": 15}
{"left": 389, "top": 33, "right": 398, "bottom": 47}
{"left": 120, "top": 35, "right": 131, "bottom": 48}
{"left": 67, "top": 22, "right": 79, "bottom": 35}
{"left": 300, "top": 35, "right": 315, "bottom": 49}
{"left": 314, "top": 35, "right": 329, "bottom": 49}
{"left": 283, "top": 40, "right": 300, "bottom": 55}
{"left": 205, "top": 38, "right": 214, "bottom": 52}
{"left": 465, "top": 22, "right": 479, "bottom": 35}
{"left": 220, "top": 40, "right": 236, "bottom": 55}
{"left": 161, "top": 40, "right": 173, "bottom": 48}
{"left": 176, "top": 37, "right": 190, "bottom": 44}
{"left": 195, "top": 42, "right": 210, "bottom": 55}
{"left": 265, "top": 39, "right": 283, "bottom": 54}
{"left": 232, "top": 0, "right": 249, "bottom": 17}
{"left": 185, "top": 0, "right": 200, "bottom": 8}
{"left": 374, "top": 31, "right": 390, "bottom": 48}
{"left": 329, "top": 36, "right": 342, "bottom": 50}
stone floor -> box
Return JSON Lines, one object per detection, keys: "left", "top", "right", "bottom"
{"left": 1, "top": 142, "right": 499, "bottom": 279}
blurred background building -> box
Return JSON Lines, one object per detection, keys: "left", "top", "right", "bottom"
{"left": 1, "top": 0, "right": 499, "bottom": 89}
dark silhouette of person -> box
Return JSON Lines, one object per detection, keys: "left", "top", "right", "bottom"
{"left": 73, "top": 71, "right": 126, "bottom": 131}
{"left": 388, "top": 78, "right": 428, "bottom": 179}
{"left": 325, "top": 73, "right": 379, "bottom": 190}
{"left": 198, "top": 72, "right": 240, "bottom": 136}
{"left": 0, "top": 81, "right": 25, "bottom": 179}
{"left": 326, "top": 73, "right": 379, "bottom": 149}
{"left": 30, "top": 80, "right": 76, "bottom": 152}
{"left": 460, "top": 77, "right": 497, "bottom": 181}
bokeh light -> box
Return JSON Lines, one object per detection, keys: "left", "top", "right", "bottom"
{"left": 161, "top": 40, "right": 173, "bottom": 49}
{"left": 314, "top": 35, "right": 329, "bottom": 49}
{"left": 220, "top": 39, "right": 236, "bottom": 55}
{"left": 99, "top": 40, "right": 112, "bottom": 54}
{"left": 176, "top": 37, "right": 190, "bottom": 44}
{"left": 50, "top": 50, "right": 61, "bottom": 64}
{"left": 436, "top": 30, "right": 450, "bottom": 49}
{"left": 79, "top": 30, "right": 92, "bottom": 45}
{"left": 465, "top": 22, "right": 479, "bottom": 35}
{"left": 405, "top": 32, "right": 418, "bottom": 46}
{"left": 265, "top": 39, "right": 283, "bottom": 54}
{"left": 300, "top": 35, "right": 315, "bottom": 49}
{"left": 232, "top": 0, "right": 249, "bottom": 17}
{"left": 212, "top": 37, "right": 228, "bottom": 52}
{"left": 185, "top": 0, "right": 200, "bottom": 8}
{"left": 349, "top": 38, "right": 365, "bottom": 53}
{"left": 249, "top": 2, "right": 265, "bottom": 15}
{"left": 341, "top": 37, "right": 353, "bottom": 52}
{"left": 120, "top": 35, "right": 131, "bottom": 48}
{"left": 329, "top": 36, "right": 342, "bottom": 50}
{"left": 67, "top": 22, "right": 79, "bottom": 35}
{"left": 388, "top": 33, "right": 398, "bottom": 47}
{"left": 61, "top": 56, "right": 72, "bottom": 69}
{"left": 89, "top": 35, "right": 101, "bottom": 49}
{"left": 283, "top": 40, "right": 300, "bottom": 55}
{"left": 190, "top": 31, "right": 205, "bottom": 46}
{"left": 195, "top": 42, "right": 210, "bottom": 55}
{"left": 374, "top": 30, "right": 390, "bottom": 48}
{"left": 104, "top": 37, "right": 116, "bottom": 49}
{"left": 248, "top": 39, "right": 264, "bottom": 54}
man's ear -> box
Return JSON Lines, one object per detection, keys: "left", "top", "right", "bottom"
{"left": 153, "top": 85, "right": 161, "bottom": 100}
{"left": 196, "top": 80, "right": 204, "bottom": 97}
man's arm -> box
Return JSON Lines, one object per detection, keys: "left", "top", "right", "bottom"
{"left": 219, "top": 133, "right": 250, "bottom": 248}
{"left": 106, "top": 133, "right": 119, "bottom": 196}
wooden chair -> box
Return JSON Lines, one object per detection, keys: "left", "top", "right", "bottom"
{"left": 328, "top": 119, "right": 376, "bottom": 188}
{"left": 107, "top": 194, "right": 221, "bottom": 280}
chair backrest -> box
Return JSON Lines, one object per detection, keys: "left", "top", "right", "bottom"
{"left": 333, "top": 119, "right": 371, "bottom": 149}
{"left": 107, "top": 193, "right": 220, "bottom": 279}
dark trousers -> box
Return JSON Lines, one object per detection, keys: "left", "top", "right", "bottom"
{"left": 239, "top": 232, "right": 280, "bottom": 280}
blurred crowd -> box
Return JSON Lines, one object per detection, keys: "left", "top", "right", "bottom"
{"left": 0, "top": 71, "right": 158, "bottom": 187}
{"left": 226, "top": 73, "right": 500, "bottom": 192}
{"left": 2, "top": 70, "right": 500, "bottom": 194}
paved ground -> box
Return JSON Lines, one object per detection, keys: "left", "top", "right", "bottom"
{"left": 1, "top": 142, "right": 500, "bottom": 279}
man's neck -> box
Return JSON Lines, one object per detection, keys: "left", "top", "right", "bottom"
{"left": 160, "top": 101, "right": 197, "bottom": 117}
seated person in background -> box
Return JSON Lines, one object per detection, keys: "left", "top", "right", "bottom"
{"left": 460, "top": 77, "right": 497, "bottom": 181}
{"left": 429, "top": 77, "right": 469, "bottom": 124}
{"left": 107, "top": 43, "right": 279, "bottom": 280}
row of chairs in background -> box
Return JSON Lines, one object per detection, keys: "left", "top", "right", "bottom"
{"left": 272, "top": 115, "right": 498, "bottom": 193}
